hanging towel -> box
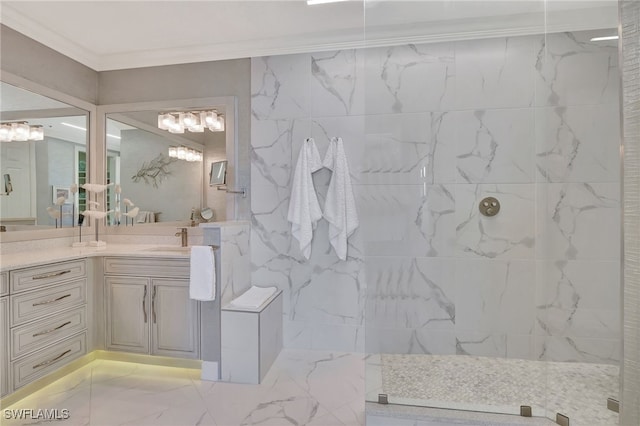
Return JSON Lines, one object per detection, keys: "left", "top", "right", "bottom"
{"left": 288, "top": 138, "right": 323, "bottom": 259}
{"left": 323, "top": 137, "right": 359, "bottom": 261}
{"left": 189, "top": 246, "right": 216, "bottom": 301}
{"left": 229, "top": 286, "right": 278, "bottom": 309}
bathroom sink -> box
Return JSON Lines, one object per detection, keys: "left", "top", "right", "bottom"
{"left": 144, "top": 246, "right": 191, "bottom": 254}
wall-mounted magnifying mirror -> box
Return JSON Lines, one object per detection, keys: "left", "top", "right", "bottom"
{"left": 209, "top": 160, "right": 227, "bottom": 186}
{"left": 104, "top": 106, "right": 227, "bottom": 225}
{"left": 0, "top": 81, "right": 89, "bottom": 231}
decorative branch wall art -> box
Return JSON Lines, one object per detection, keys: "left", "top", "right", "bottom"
{"left": 131, "top": 154, "right": 177, "bottom": 188}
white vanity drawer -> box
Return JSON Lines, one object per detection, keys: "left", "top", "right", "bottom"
{"left": 12, "top": 332, "right": 86, "bottom": 391}
{"left": 1, "top": 272, "right": 8, "bottom": 296}
{"left": 10, "top": 279, "right": 86, "bottom": 326}
{"left": 11, "top": 307, "right": 87, "bottom": 360}
{"left": 104, "top": 257, "right": 189, "bottom": 278}
{"left": 10, "top": 260, "right": 86, "bottom": 293}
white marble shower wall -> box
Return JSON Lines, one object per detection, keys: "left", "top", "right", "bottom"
{"left": 250, "top": 31, "right": 621, "bottom": 362}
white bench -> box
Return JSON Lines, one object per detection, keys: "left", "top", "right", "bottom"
{"left": 220, "top": 289, "right": 282, "bottom": 384}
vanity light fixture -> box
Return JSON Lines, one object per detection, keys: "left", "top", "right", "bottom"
{"left": 0, "top": 122, "right": 44, "bottom": 142}
{"left": 157, "top": 110, "right": 224, "bottom": 134}
{"left": 168, "top": 145, "right": 203, "bottom": 162}
{"left": 590, "top": 35, "right": 619, "bottom": 41}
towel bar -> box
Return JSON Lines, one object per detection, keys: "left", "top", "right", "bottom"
{"left": 216, "top": 186, "right": 246, "bottom": 198}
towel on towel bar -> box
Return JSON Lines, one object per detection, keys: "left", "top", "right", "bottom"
{"left": 323, "top": 137, "right": 359, "bottom": 261}
{"left": 189, "top": 246, "right": 216, "bottom": 301}
{"left": 288, "top": 138, "right": 323, "bottom": 260}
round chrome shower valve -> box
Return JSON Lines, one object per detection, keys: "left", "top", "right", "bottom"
{"left": 479, "top": 197, "right": 500, "bottom": 217}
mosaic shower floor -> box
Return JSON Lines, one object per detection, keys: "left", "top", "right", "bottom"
{"left": 373, "top": 354, "right": 619, "bottom": 426}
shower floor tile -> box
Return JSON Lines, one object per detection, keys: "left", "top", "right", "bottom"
{"left": 378, "top": 354, "right": 619, "bottom": 426}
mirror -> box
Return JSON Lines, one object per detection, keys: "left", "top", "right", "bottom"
{"left": 200, "top": 207, "right": 214, "bottom": 222}
{"left": 210, "top": 160, "right": 227, "bottom": 186}
{"left": 0, "top": 81, "right": 89, "bottom": 230}
{"left": 105, "top": 108, "right": 226, "bottom": 225}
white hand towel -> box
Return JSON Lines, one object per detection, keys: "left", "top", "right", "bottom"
{"left": 323, "top": 137, "right": 359, "bottom": 261}
{"left": 229, "top": 286, "right": 278, "bottom": 309}
{"left": 189, "top": 246, "right": 216, "bottom": 301}
{"left": 287, "top": 138, "right": 323, "bottom": 259}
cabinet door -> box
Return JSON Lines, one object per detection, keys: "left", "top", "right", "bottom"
{"left": 151, "top": 279, "right": 199, "bottom": 359}
{"left": 105, "top": 277, "right": 149, "bottom": 354}
{"left": 1, "top": 297, "right": 8, "bottom": 397}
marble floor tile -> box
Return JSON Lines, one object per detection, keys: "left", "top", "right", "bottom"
{"left": 2, "top": 349, "right": 618, "bottom": 426}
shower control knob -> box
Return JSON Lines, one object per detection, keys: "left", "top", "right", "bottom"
{"left": 479, "top": 197, "right": 500, "bottom": 217}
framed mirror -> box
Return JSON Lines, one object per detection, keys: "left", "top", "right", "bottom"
{"left": 209, "top": 160, "right": 227, "bottom": 186}
{"left": 100, "top": 100, "right": 229, "bottom": 226}
{"left": 0, "top": 80, "right": 89, "bottom": 231}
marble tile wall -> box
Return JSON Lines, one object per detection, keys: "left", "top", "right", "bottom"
{"left": 250, "top": 30, "right": 621, "bottom": 361}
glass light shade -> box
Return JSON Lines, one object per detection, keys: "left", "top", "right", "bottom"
{"left": 0, "top": 124, "right": 12, "bottom": 142}
{"left": 195, "top": 152, "right": 203, "bottom": 162}
{"left": 168, "top": 119, "right": 184, "bottom": 134}
{"left": 204, "top": 111, "right": 218, "bottom": 126}
{"left": 208, "top": 115, "right": 225, "bottom": 132}
{"left": 12, "top": 123, "right": 29, "bottom": 141}
{"left": 29, "top": 126, "right": 44, "bottom": 141}
{"left": 177, "top": 146, "right": 187, "bottom": 160}
{"left": 158, "top": 113, "right": 175, "bottom": 130}
{"left": 182, "top": 112, "right": 198, "bottom": 128}
{"left": 168, "top": 146, "right": 178, "bottom": 158}
{"left": 186, "top": 150, "right": 195, "bottom": 162}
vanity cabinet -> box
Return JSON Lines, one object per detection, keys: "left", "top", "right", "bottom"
{"left": 6, "top": 259, "right": 88, "bottom": 392}
{"left": 104, "top": 257, "right": 199, "bottom": 359}
{"left": 1, "top": 295, "right": 8, "bottom": 397}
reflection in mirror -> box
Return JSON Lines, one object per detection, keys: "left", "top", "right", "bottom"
{"left": 0, "top": 82, "right": 89, "bottom": 230}
{"left": 209, "top": 160, "right": 227, "bottom": 186}
{"left": 106, "top": 109, "right": 226, "bottom": 225}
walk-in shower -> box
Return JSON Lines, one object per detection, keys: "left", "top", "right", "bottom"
{"left": 362, "top": 2, "right": 622, "bottom": 425}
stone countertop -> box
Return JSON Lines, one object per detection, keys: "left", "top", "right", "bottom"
{"left": 0, "top": 244, "right": 192, "bottom": 272}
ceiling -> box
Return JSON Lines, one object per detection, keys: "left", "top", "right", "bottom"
{"left": 0, "top": 0, "right": 618, "bottom": 72}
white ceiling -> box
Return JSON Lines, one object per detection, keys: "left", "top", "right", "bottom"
{"left": 0, "top": 0, "right": 618, "bottom": 71}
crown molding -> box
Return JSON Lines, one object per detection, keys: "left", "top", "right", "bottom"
{"left": 0, "top": 3, "right": 103, "bottom": 70}
{"left": 1, "top": 3, "right": 616, "bottom": 71}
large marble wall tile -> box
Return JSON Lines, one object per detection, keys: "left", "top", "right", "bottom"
{"left": 455, "top": 259, "right": 536, "bottom": 335}
{"left": 359, "top": 184, "right": 456, "bottom": 257}
{"left": 536, "top": 182, "right": 620, "bottom": 260}
{"left": 365, "top": 328, "right": 457, "bottom": 355}
{"left": 455, "top": 109, "right": 536, "bottom": 183}
{"left": 535, "top": 336, "right": 620, "bottom": 364}
{"left": 364, "top": 43, "right": 455, "bottom": 114}
{"left": 362, "top": 112, "right": 456, "bottom": 185}
{"left": 251, "top": 183, "right": 293, "bottom": 264}
{"left": 535, "top": 32, "right": 619, "bottom": 107}
{"left": 311, "top": 49, "right": 365, "bottom": 117}
{"left": 219, "top": 223, "right": 251, "bottom": 306}
{"left": 251, "top": 54, "right": 311, "bottom": 120}
{"left": 455, "top": 332, "right": 507, "bottom": 357}
{"left": 456, "top": 184, "right": 535, "bottom": 259}
{"left": 251, "top": 119, "right": 310, "bottom": 188}
{"left": 506, "top": 334, "right": 536, "bottom": 360}
{"left": 536, "top": 260, "right": 620, "bottom": 339}
{"left": 288, "top": 255, "right": 364, "bottom": 326}
{"left": 536, "top": 104, "right": 621, "bottom": 183}
{"left": 365, "top": 257, "right": 455, "bottom": 330}
{"left": 536, "top": 260, "right": 620, "bottom": 311}
{"left": 455, "top": 36, "right": 537, "bottom": 110}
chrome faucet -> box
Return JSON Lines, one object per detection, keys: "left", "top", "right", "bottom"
{"left": 175, "top": 227, "right": 188, "bottom": 247}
